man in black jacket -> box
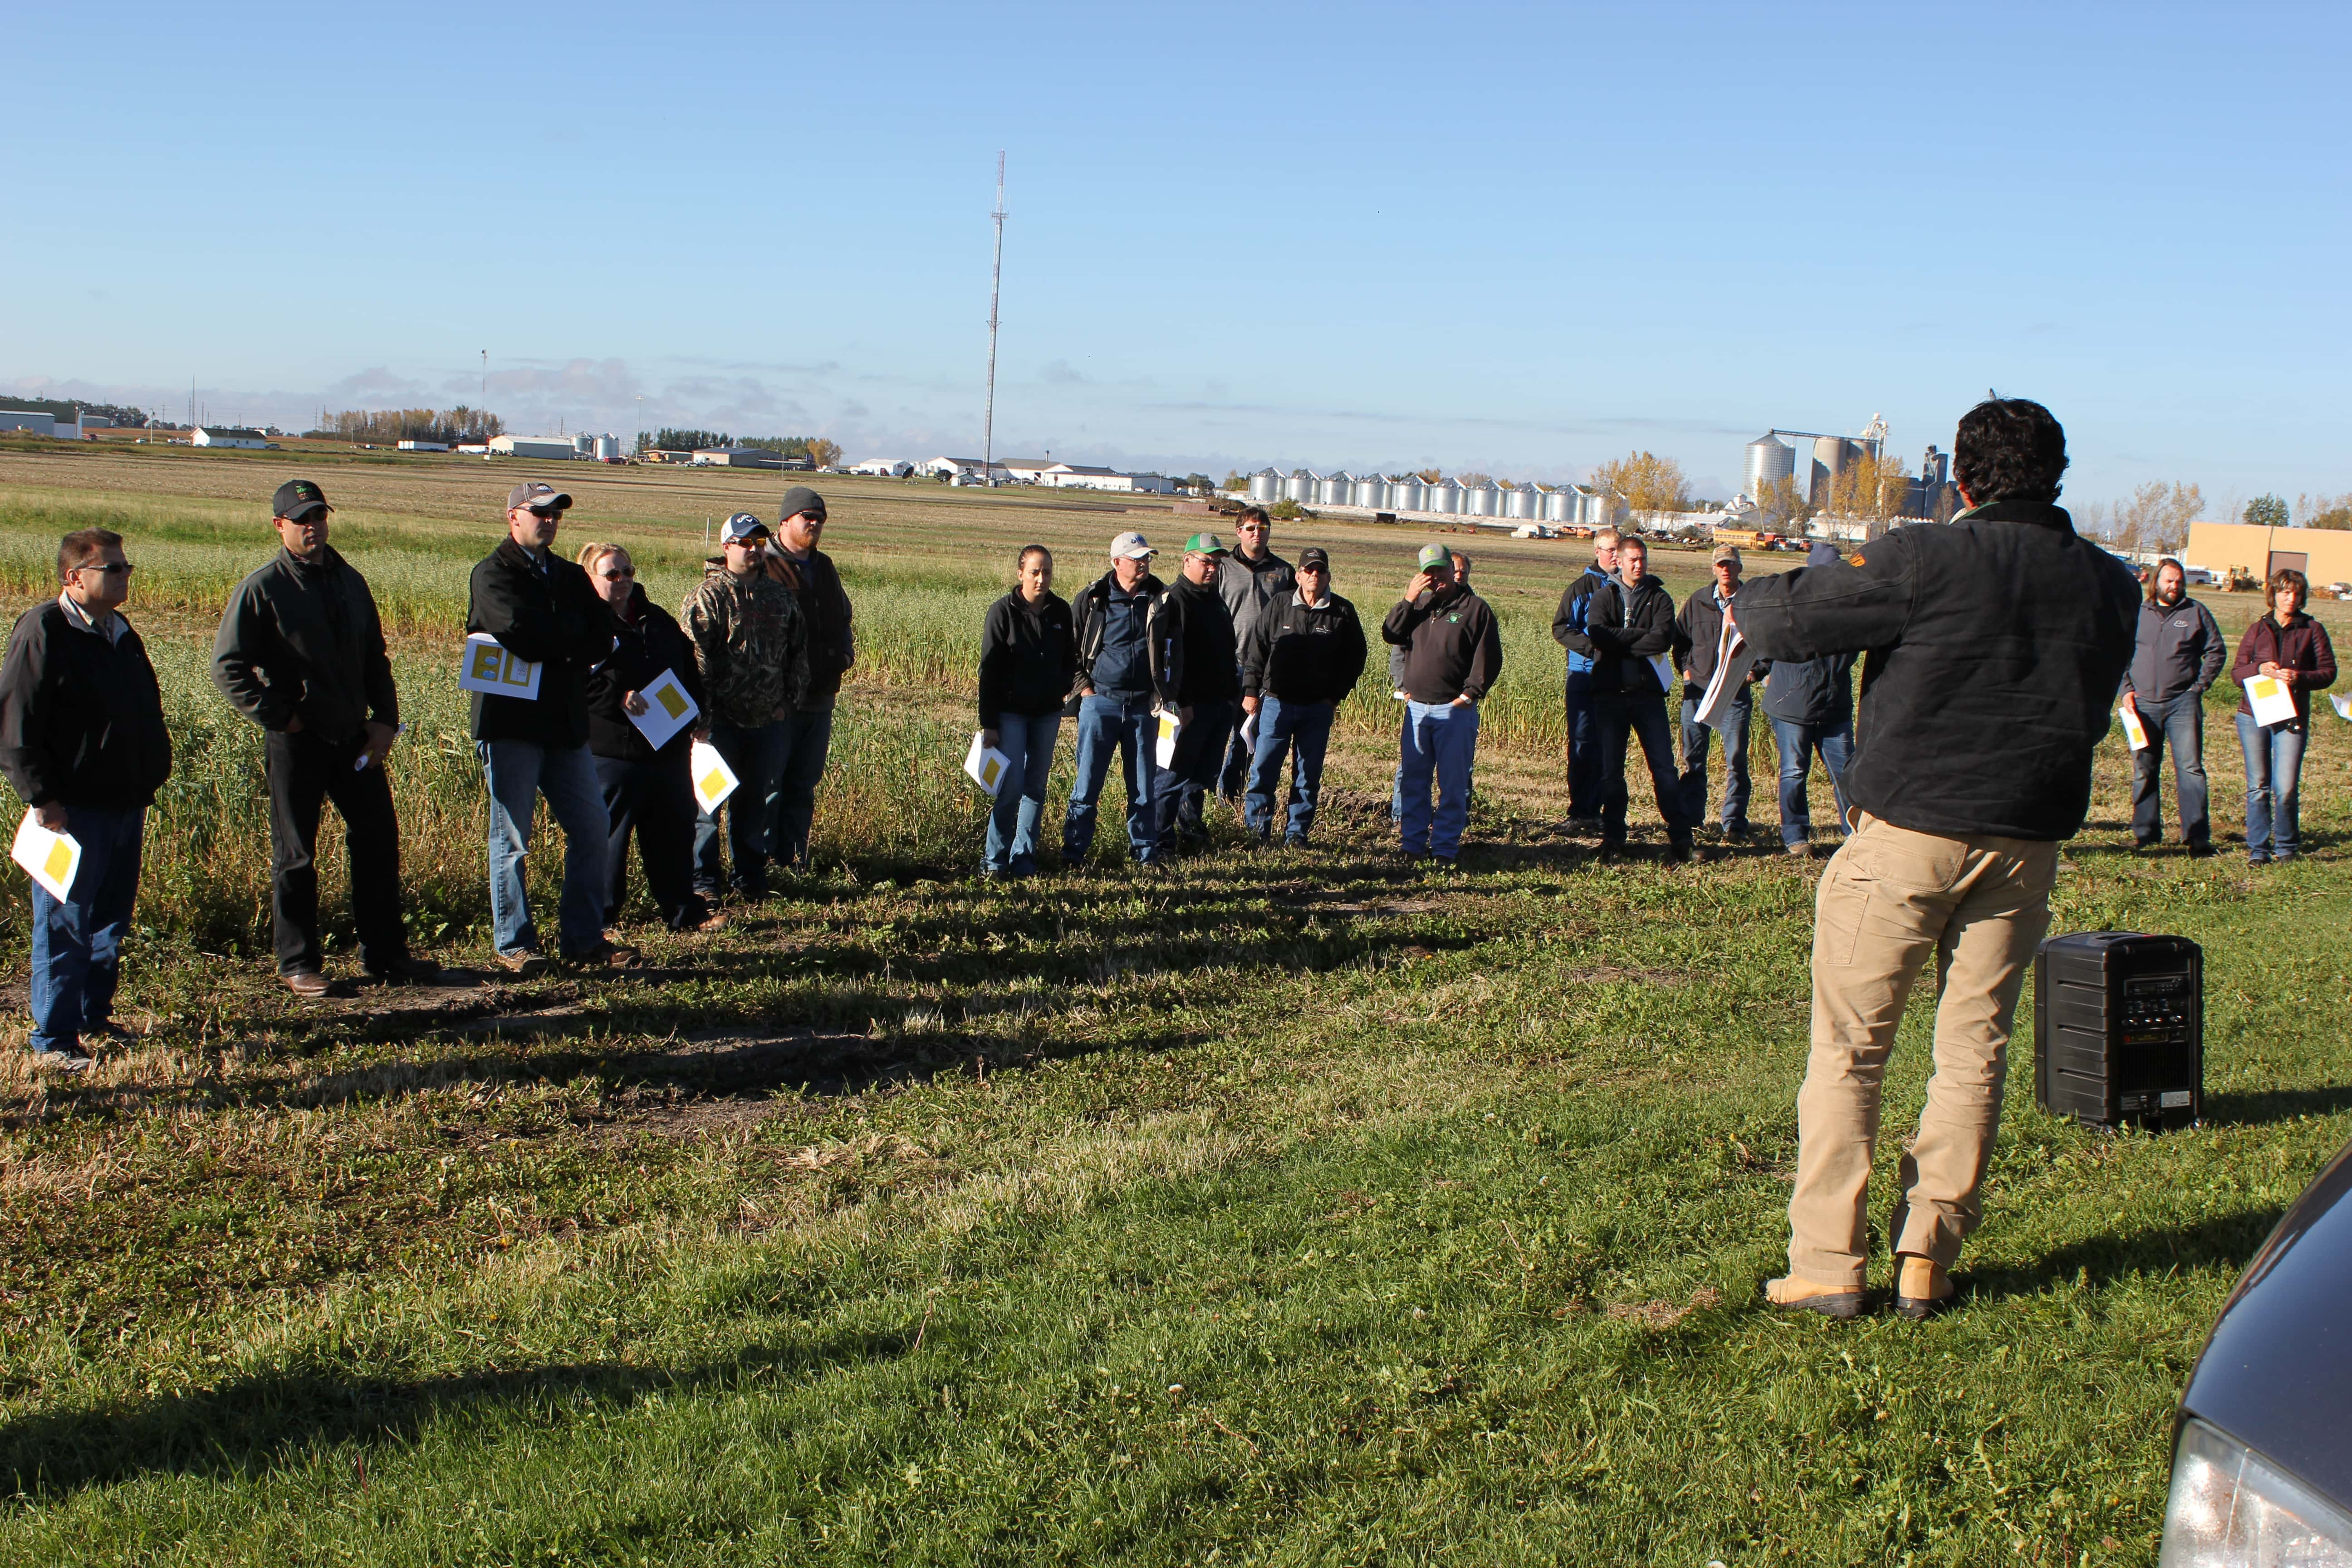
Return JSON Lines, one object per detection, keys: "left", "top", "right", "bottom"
{"left": 1215, "top": 507, "right": 1294, "bottom": 799}
{"left": 1555, "top": 534, "right": 1695, "bottom": 861}
{"left": 1062, "top": 531, "right": 1181, "bottom": 867}
{"left": 1672, "top": 544, "right": 1760, "bottom": 841}
{"left": 2118, "top": 557, "right": 2225, "bottom": 855}
{"left": 1156, "top": 533, "right": 1242, "bottom": 856}
{"left": 977, "top": 545, "right": 1076, "bottom": 877}
{"left": 1382, "top": 545, "right": 1502, "bottom": 865}
{"left": 213, "top": 480, "right": 442, "bottom": 995}
{"left": 466, "top": 481, "right": 628, "bottom": 975}
{"left": 0, "top": 527, "right": 171, "bottom": 1071}
{"left": 763, "top": 485, "right": 854, "bottom": 870}
{"left": 1758, "top": 543, "right": 1857, "bottom": 856}
{"left": 1241, "top": 545, "right": 1367, "bottom": 846}
{"left": 1549, "top": 527, "right": 1620, "bottom": 829}
{"left": 1735, "top": 399, "right": 2140, "bottom": 1322}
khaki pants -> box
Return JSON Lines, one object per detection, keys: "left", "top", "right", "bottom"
{"left": 1787, "top": 813, "right": 2058, "bottom": 1288}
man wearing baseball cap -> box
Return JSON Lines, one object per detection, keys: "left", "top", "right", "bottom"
{"left": 684, "top": 512, "right": 808, "bottom": 900}
{"left": 759, "top": 485, "right": 853, "bottom": 870}
{"left": 1062, "top": 531, "right": 1182, "bottom": 867}
{"left": 1672, "top": 543, "right": 1763, "bottom": 843}
{"left": 1382, "top": 544, "right": 1502, "bottom": 866}
{"left": 1154, "top": 532, "right": 1241, "bottom": 856}
{"left": 212, "top": 480, "right": 444, "bottom": 996}
{"left": 465, "top": 480, "right": 632, "bottom": 974}
{"left": 1241, "top": 545, "right": 1367, "bottom": 846}
{"left": 1215, "top": 506, "right": 1295, "bottom": 800}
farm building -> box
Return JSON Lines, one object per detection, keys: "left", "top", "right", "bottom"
{"left": 191, "top": 425, "right": 270, "bottom": 449}
{"left": 2185, "top": 520, "right": 2352, "bottom": 588}
{"left": 397, "top": 440, "right": 449, "bottom": 452}
{"left": 850, "top": 459, "right": 914, "bottom": 477}
{"left": 691, "top": 446, "right": 784, "bottom": 468}
{"left": 490, "top": 435, "right": 582, "bottom": 461}
{"left": 1041, "top": 465, "right": 1178, "bottom": 494}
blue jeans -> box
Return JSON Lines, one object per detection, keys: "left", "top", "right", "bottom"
{"left": 1398, "top": 700, "right": 1480, "bottom": 860}
{"left": 761, "top": 704, "right": 835, "bottom": 870}
{"left": 1769, "top": 717, "right": 1855, "bottom": 847}
{"left": 1596, "top": 688, "right": 1691, "bottom": 848}
{"left": 480, "top": 739, "right": 609, "bottom": 958}
{"left": 27, "top": 804, "right": 144, "bottom": 1056}
{"left": 2237, "top": 712, "right": 2307, "bottom": 858}
{"left": 1156, "top": 698, "right": 1237, "bottom": 853}
{"left": 1565, "top": 669, "right": 1602, "bottom": 818}
{"left": 2132, "top": 694, "right": 2210, "bottom": 846}
{"left": 694, "top": 720, "right": 791, "bottom": 895}
{"left": 1064, "top": 693, "right": 1161, "bottom": 864}
{"left": 1678, "top": 691, "right": 1752, "bottom": 832}
{"left": 984, "top": 710, "right": 1060, "bottom": 873}
{"left": 1245, "top": 696, "right": 1335, "bottom": 843}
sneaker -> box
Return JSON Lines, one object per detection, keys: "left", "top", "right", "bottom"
{"left": 1785, "top": 841, "right": 1813, "bottom": 859}
{"left": 367, "top": 955, "right": 450, "bottom": 986}
{"left": 29, "top": 1046, "right": 93, "bottom": 1074}
{"left": 495, "top": 950, "right": 550, "bottom": 978}
{"left": 562, "top": 941, "right": 642, "bottom": 970}
{"left": 280, "top": 969, "right": 332, "bottom": 999}
{"left": 1893, "top": 1256, "right": 1956, "bottom": 1321}
{"left": 1764, "top": 1275, "right": 1865, "bottom": 1321}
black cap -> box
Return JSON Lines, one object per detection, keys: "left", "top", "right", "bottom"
{"left": 272, "top": 479, "right": 330, "bottom": 521}
{"left": 1298, "top": 546, "right": 1330, "bottom": 570}
{"left": 778, "top": 485, "right": 827, "bottom": 524}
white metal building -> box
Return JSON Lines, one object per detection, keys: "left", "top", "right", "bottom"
{"left": 192, "top": 425, "right": 270, "bottom": 449}
{"left": 490, "top": 435, "right": 582, "bottom": 460}
{"left": 397, "top": 440, "right": 449, "bottom": 452}
{"left": 691, "top": 446, "right": 784, "bottom": 468}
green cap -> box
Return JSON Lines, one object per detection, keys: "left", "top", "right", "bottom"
{"left": 1183, "top": 532, "right": 1226, "bottom": 556}
{"left": 1416, "top": 544, "right": 1449, "bottom": 570}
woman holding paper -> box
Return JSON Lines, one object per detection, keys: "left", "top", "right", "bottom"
{"left": 976, "top": 545, "right": 1076, "bottom": 878}
{"left": 579, "top": 544, "right": 724, "bottom": 931}
{"left": 2230, "top": 567, "right": 2336, "bottom": 865}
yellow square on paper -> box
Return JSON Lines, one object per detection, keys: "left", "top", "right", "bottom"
{"left": 43, "top": 842, "right": 72, "bottom": 882}
{"left": 656, "top": 685, "right": 689, "bottom": 718}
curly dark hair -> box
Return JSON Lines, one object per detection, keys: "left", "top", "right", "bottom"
{"left": 1952, "top": 397, "right": 2068, "bottom": 505}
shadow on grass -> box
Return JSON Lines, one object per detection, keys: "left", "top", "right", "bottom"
{"left": 1966, "top": 1205, "right": 2285, "bottom": 1302}
{"left": 2201, "top": 1083, "right": 2352, "bottom": 1127}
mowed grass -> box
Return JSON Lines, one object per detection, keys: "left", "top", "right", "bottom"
{"left": 0, "top": 439, "right": 2349, "bottom": 1564}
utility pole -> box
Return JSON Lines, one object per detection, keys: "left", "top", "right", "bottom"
{"left": 981, "top": 152, "right": 1006, "bottom": 489}
{"left": 481, "top": 350, "right": 487, "bottom": 404}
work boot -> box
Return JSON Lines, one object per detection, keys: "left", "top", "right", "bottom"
{"left": 281, "top": 969, "right": 332, "bottom": 999}
{"left": 1893, "top": 1256, "right": 1955, "bottom": 1321}
{"left": 1763, "top": 1275, "right": 1865, "bottom": 1321}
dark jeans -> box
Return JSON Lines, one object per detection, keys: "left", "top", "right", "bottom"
{"left": 1768, "top": 716, "right": 1855, "bottom": 847}
{"left": 762, "top": 704, "right": 835, "bottom": 870}
{"left": 1064, "top": 693, "right": 1161, "bottom": 864}
{"left": 1218, "top": 673, "right": 1254, "bottom": 799}
{"left": 1156, "top": 698, "right": 1236, "bottom": 853}
{"left": 265, "top": 729, "right": 407, "bottom": 975}
{"left": 597, "top": 750, "right": 709, "bottom": 929}
{"left": 27, "top": 804, "right": 143, "bottom": 1056}
{"left": 2236, "top": 712, "right": 2307, "bottom": 858}
{"left": 1565, "top": 670, "right": 1601, "bottom": 818}
{"left": 1677, "top": 691, "right": 1752, "bottom": 832}
{"left": 2131, "top": 693, "right": 2210, "bottom": 846}
{"left": 693, "top": 720, "right": 789, "bottom": 896}
{"left": 1245, "top": 696, "right": 1335, "bottom": 843}
{"left": 1595, "top": 688, "right": 1692, "bottom": 848}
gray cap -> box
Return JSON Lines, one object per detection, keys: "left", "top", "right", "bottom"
{"left": 778, "top": 485, "right": 827, "bottom": 523}
{"left": 507, "top": 481, "right": 571, "bottom": 513}
{"left": 1111, "top": 530, "right": 1155, "bottom": 561}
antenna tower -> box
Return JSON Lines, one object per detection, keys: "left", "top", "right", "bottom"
{"left": 981, "top": 152, "right": 1006, "bottom": 488}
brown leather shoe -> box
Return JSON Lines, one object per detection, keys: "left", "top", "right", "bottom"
{"left": 1764, "top": 1275, "right": 1866, "bottom": 1321}
{"left": 1893, "top": 1256, "right": 1956, "bottom": 1321}
{"left": 563, "top": 941, "right": 642, "bottom": 970}
{"left": 689, "top": 909, "right": 729, "bottom": 933}
{"left": 494, "top": 951, "right": 549, "bottom": 979}
{"left": 281, "top": 969, "right": 332, "bottom": 999}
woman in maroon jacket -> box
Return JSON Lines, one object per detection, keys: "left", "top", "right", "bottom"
{"left": 2230, "top": 567, "right": 2337, "bottom": 864}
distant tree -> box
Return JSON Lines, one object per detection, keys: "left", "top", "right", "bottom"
{"left": 324, "top": 405, "right": 503, "bottom": 445}
{"left": 1752, "top": 474, "right": 1813, "bottom": 533}
{"left": 634, "top": 431, "right": 653, "bottom": 453}
{"left": 2298, "top": 491, "right": 2352, "bottom": 529}
{"left": 653, "top": 427, "right": 730, "bottom": 451}
{"left": 805, "top": 437, "right": 843, "bottom": 469}
{"left": 0, "top": 396, "right": 151, "bottom": 427}
{"left": 1268, "top": 497, "right": 1303, "bottom": 520}
{"left": 1458, "top": 471, "right": 1494, "bottom": 488}
{"left": 1220, "top": 470, "right": 1246, "bottom": 492}
{"left": 740, "top": 436, "right": 809, "bottom": 459}
{"left": 1826, "top": 448, "right": 1910, "bottom": 524}
{"left": 1592, "top": 451, "right": 1690, "bottom": 515}
{"left": 1182, "top": 472, "right": 1213, "bottom": 493}
{"left": 1417, "top": 467, "right": 1442, "bottom": 483}
{"left": 2244, "top": 494, "right": 2290, "bottom": 529}
{"left": 2113, "top": 481, "right": 2204, "bottom": 554}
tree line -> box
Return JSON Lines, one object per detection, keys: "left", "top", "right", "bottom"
{"left": 312, "top": 406, "right": 505, "bottom": 444}
{"left": 0, "top": 396, "right": 153, "bottom": 427}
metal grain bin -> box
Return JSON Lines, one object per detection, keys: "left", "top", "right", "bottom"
{"left": 1318, "top": 471, "right": 1353, "bottom": 506}
{"left": 1284, "top": 469, "right": 1317, "bottom": 503}
{"left": 1249, "top": 468, "right": 1282, "bottom": 504}
{"left": 1352, "top": 475, "right": 1384, "bottom": 507}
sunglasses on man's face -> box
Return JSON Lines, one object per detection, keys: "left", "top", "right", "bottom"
{"left": 526, "top": 505, "right": 566, "bottom": 519}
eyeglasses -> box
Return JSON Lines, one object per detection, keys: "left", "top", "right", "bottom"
{"left": 1299, "top": 565, "right": 1328, "bottom": 574}
{"left": 725, "top": 536, "right": 767, "bottom": 548}
{"left": 75, "top": 561, "right": 133, "bottom": 576}
{"left": 598, "top": 568, "right": 635, "bottom": 580}
{"left": 525, "top": 505, "right": 566, "bottom": 519}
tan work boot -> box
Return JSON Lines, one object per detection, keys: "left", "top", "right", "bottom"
{"left": 1764, "top": 1275, "right": 1865, "bottom": 1321}
{"left": 1894, "top": 1255, "right": 1956, "bottom": 1321}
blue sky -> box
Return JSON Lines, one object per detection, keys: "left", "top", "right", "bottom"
{"left": 4, "top": 1, "right": 2346, "bottom": 510}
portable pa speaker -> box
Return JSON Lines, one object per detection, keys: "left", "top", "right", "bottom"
{"left": 2033, "top": 931, "right": 2203, "bottom": 1131}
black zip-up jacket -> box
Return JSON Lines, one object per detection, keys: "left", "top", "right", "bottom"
{"left": 1732, "top": 500, "right": 2140, "bottom": 841}
{"left": 465, "top": 538, "right": 611, "bottom": 748}
{"left": 1069, "top": 571, "right": 1181, "bottom": 706}
{"left": 2120, "top": 594, "right": 2226, "bottom": 705}
{"left": 1244, "top": 590, "right": 1367, "bottom": 704}
{"left": 771, "top": 548, "right": 856, "bottom": 701}
{"left": 1381, "top": 582, "right": 1503, "bottom": 703}
{"left": 1555, "top": 573, "right": 1676, "bottom": 696}
{"left": 1170, "top": 575, "right": 1241, "bottom": 705}
{"left": 0, "top": 600, "right": 172, "bottom": 811}
{"left": 977, "top": 589, "right": 1078, "bottom": 727}
{"left": 585, "top": 585, "right": 704, "bottom": 763}
{"left": 211, "top": 545, "right": 398, "bottom": 745}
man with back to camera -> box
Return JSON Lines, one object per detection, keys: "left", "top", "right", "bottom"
{"left": 0, "top": 527, "right": 171, "bottom": 1073}
{"left": 212, "top": 479, "right": 446, "bottom": 996}
{"left": 1556, "top": 533, "right": 1695, "bottom": 862}
{"left": 685, "top": 512, "right": 807, "bottom": 901}
{"left": 1156, "top": 532, "right": 1241, "bottom": 857}
{"left": 1063, "top": 531, "right": 1182, "bottom": 867}
{"left": 1758, "top": 541, "right": 1858, "bottom": 858}
{"left": 1215, "top": 507, "right": 1294, "bottom": 800}
{"left": 1673, "top": 543, "right": 1761, "bottom": 843}
{"left": 1241, "top": 545, "right": 1367, "bottom": 847}
{"left": 1383, "top": 544, "right": 1502, "bottom": 867}
{"left": 1733, "top": 398, "right": 2140, "bottom": 1321}
{"left": 466, "top": 480, "right": 633, "bottom": 975}
{"left": 1550, "top": 525, "right": 1621, "bottom": 832}
{"left": 2118, "top": 556, "right": 2224, "bottom": 857}
{"left": 760, "top": 485, "right": 853, "bottom": 871}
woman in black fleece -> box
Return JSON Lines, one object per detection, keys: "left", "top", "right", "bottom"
{"left": 977, "top": 545, "right": 1077, "bottom": 877}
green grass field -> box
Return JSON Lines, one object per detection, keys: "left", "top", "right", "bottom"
{"left": 0, "top": 438, "right": 2347, "bottom": 1565}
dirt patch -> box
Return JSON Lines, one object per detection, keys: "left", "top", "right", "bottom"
{"left": 1604, "top": 1286, "right": 1723, "bottom": 1330}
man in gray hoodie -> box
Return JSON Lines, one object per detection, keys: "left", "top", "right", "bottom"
{"left": 2118, "top": 557, "right": 2224, "bottom": 855}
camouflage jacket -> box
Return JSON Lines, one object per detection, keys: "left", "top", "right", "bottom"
{"left": 681, "top": 562, "right": 808, "bottom": 728}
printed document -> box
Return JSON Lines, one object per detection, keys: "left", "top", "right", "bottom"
{"left": 458, "top": 633, "right": 542, "bottom": 701}
{"left": 963, "top": 732, "right": 1012, "bottom": 797}
{"left": 628, "top": 668, "right": 699, "bottom": 750}
{"left": 10, "top": 810, "right": 81, "bottom": 902}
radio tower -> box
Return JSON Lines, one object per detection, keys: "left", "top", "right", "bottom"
{"left": 981, "top": 152, "right": 1006, "bottom": 488}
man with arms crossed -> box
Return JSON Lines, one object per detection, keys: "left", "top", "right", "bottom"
{"left": 1734, "top": 399, "right": 2138, "bottom": 1320}
{"left": 1215, "top": 507, "right": 1294, "bottom": 801}
{"left": 1063, "top": 532, "right": 1182, "bottom": 867}
{"left": 2118, "top": 556, "right": 2224, "bottom": 856}
{"left": 761, "top": 486, "right": 852, "bottom": 870}
{"left": 1383, "top": 545, "right": 1502, "bottom": 867}
{"left": 1241, "top": 546, "right": 1367, "bottom": 847}
{"left": 1550, "top": 526, "right": 1619, "bottom": 831}
{"left": 213, "top": 480, "right": 443, "bottom": 995}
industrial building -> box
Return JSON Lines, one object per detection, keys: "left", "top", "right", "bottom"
{"left": 0, "top": 410, "right": 92, "bottom": 440}
{"left": 2185, "top": 521, "right": 2352, "bottom": 588}
{"left": 397, "top": 440, "right": 449, "bottom": 452}
{"left": 851, "top": 459, "right": 914, "bottom": 477}
{"left": 916, "top": 456, "right": 1173, "bottom": 491}
{"left": 1241, "top": 467, "right": 1621, "bottom": 529}
{"left": 191, "top": 425, "right": 270, "bottom": 449}
{"left": 490, "top": 434, "right": 583, "bottom": 461}
{"left": 691, "top": 446, "right": 784, "bottom": 468}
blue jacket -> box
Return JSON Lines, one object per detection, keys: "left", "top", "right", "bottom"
{"left": 1758, "top": 544, "right": 1857, "bottom": 728}
{"left": 1550, "top": 563, "right": 1614, "bottom": 678}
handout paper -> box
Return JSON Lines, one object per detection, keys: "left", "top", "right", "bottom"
{"left": 457, "top": 633, "right": 542, "bottom": 701}
{"left": 963, "top": 731, "right": 1012, "bottom": 797}
{"left": 628, "top": 668, "right": 699, "bottom": 750}
{"left": 1647, "top": 652, "right": 1678, "bottom": 697}
{"left": 2243, "top": 674, "right": 2298, "bottom": 729}
{"left": 2118, "top": 704, "right": 2150, "bottom": 751}
{"left": 1694, "top": 618, "right": 1754, "bottom": 730}
{"left": 1154, "top": 708, "right": 1183, "bottom": 769}
{"left": 10, "top": 810, "right": 81, "bottom": 902}
{"left": 2331, "top": 692, "right": 2351, "bottom": 722}
{"left": 690, "top": 741, "right": 740, "bottom": 812}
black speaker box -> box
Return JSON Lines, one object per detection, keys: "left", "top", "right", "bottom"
{"left": 2033, "top": 931, "right": 2203, "bottom": 1131}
